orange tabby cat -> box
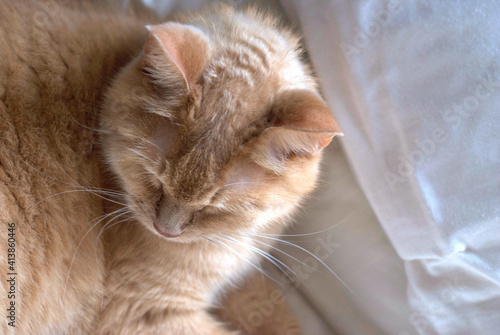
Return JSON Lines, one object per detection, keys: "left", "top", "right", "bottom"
{"left": 0, "top": 1, "right": 341, "bottom": 334}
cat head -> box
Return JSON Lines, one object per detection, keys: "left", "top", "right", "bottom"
{"left": 101, "top": 7, "right": 342, "bottom": 242}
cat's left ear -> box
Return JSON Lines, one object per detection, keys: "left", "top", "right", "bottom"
{"left": 252, "top": 89, "right": 343, "bottom": 171}
{"left": 143, "top": 23, "right": 210, "bottom": 91}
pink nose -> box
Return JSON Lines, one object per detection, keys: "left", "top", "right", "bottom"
{"left": 153, "top": 222, "right": 182, "bottom": 238}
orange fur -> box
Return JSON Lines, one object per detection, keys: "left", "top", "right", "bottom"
{"left": 0, "top": 1, "right": 340, "bottom": 334}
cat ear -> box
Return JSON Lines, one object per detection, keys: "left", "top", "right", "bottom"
{"left": 143, "top": 23, "right": 210, "bottom": 91}
{"left": 253, "top": 89, "right": 342, "bottom": 171}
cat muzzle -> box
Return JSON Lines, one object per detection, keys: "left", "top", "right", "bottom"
{"left": 153, "top": 221, "right": 183, "bottom": 238}
{"left": 154, "top": 201, "right": 194, "bottom": 238}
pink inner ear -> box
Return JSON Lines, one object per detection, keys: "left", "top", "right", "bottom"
{"left": 274, "top": 89, "right": 342, "bottom": 135}
{"left": 249, "top": 89, "right": 343, "bottom": 172}
{"left": 145, "top": 23, "right": 210, "bottom": 88}
{"left": 151, "top": 32, "right": 187, "bottom": 84}
{"left": 259, "top": 127, "right": 335, "bottom": 165}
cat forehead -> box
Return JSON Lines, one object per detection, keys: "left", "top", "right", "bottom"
{"left": 159, "top": 12, "right": 313, "bottom": 200}
{"left": 203, "top": 36, "right": 302, "bottom": 87}
{"left": 194, "top": 11, "right": 304, "bottom": 85}
{"left": 191, "top": 35, "right": 307, "bottom": 128}
{"left": 168, "top": 100, "right": 267, "bottom": 203}
{"left": 168, "top": 147, "right": 235, "bottom": 203}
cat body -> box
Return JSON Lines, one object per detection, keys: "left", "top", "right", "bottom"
{"left": 0, "top": 1, "right": 340, "bottom": 334}
{"left": 0, "top": 2, "right": 147, "bottom": 334}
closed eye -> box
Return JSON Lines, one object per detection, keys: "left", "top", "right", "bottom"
{"left": 201, "top": 204, "right": 226, "bottom": 215}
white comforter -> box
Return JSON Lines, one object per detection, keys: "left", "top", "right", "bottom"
{"left": 281, "top": 1, "right": 500, "bottom": 334}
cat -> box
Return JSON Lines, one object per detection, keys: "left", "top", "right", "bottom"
{"left": 0, "top": 1, "right": 341, "bottom": 334}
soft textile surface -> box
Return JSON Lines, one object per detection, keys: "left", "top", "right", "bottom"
{"left": 275, "top": 141, "right": 416, "bottom": 335}
{"left": 280, "top": 1, "right": 500, "bottom": 334}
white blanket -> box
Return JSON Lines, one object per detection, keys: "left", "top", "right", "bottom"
{"left": 280, "top": 1, "right": 500, "bottom": 334}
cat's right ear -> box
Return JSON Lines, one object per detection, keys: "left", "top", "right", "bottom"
{"left": 251, "top": 89, "right": 342, "bottom": 172}
{"left": 142, "top": 23, "right": 211, "bottom": 92}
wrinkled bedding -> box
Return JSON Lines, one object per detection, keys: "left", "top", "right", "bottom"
{"left": 281, "top": 1, "right": 500, "bottom": 334}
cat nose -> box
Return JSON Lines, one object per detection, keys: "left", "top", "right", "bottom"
{"left": 153, "top": 221, "right": 182, "bottom": 238}
{"left": 154, "top": 198, "right": 194, "bottom": 238}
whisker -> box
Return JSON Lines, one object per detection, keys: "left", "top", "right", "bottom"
{"left": 95, "top": 210, "right": 132, "bottom": 243}
{"left": 232, "top": 234, "right": 315, "bottom": 271}
{"left": 83, "top": 186, "right": 125, "bottom": 195}
{"left": 123, "top": 146, "right": 157, "bottom": 164}
{"left": 28, "top": 189, "right": 124, "bottom": 211}
{"left": 257, "top": 211, "right": 354, "bottom": 237}
{"left": 21, "top": 155, "right": 123, "bottom": 195}
{"left": 20, "top": 159, "right": 127, "bottom": 207}
{"left": 51, "top": 158, "right": 125, "bottom": 198}
{"left": 220, "top": 235, "right": 297, "bottom": 284}
{"left": 65, "top": 109, "right": 107, "bottom": 134}
{"left": 88, "top": 189, "right": 126, "bottom": 197}
{"left": 62, "top": 207, "right": 127, "bottom": 304}
{"left": 78, "top": 190, "right": 127, "bottom": 207}
{"left": 204, "top": 236, "right": 282, "bottom": 286}
{"left": 222, "top": 181, "right": 262, "bottom": 188}
{"left": 123, "top": 134, "right": 164, "bottom": 154}
{"left": 68, "top": 111, "right": 171, "bottom": 159}
{"left": 98, "top": 213, "right": 134, "bottom": 240}
{"left": 94, "top": 210, "right": 132, "bottom": 309}
{"left": 20, "top": 158, "right": 89, "bottom": 190}
{"left": 241, "top": 234, "right": 356, "bottom": 295}
{"left": 54, "top": 158, "right": 87, "bottom": 188}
